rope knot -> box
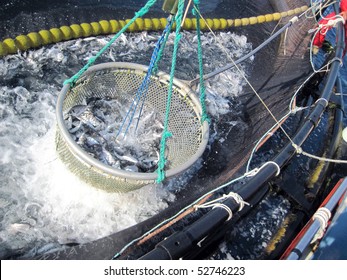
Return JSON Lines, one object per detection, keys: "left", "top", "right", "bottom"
{"left": 245, "top": 168, "right": 260, "bottom": 177}
{"left": 293, "top": 143, "right": 303, "bottom": 154}
{"left": 225, "top": 192, "right": 250, "bottom": 212}
{"left": 156, "top": 130, "right": 173, "bottom": 183}
{"left": 163, "top": 131, "right": 173, "bottom": 139}
{"left": 289, "top": 16, "right": 299, "bottom": 24}
{"left": 194, "top": 192, "right": 250, "bottom": 221}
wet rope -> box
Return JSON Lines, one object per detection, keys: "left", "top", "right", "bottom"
{"left": 193, "top": 0, "right": 209, "bottom": 123}
{"left": 111, "top": 1, "right": 342, "bottom": 259}
{"left": 246, "top": 61, "right": 331, "bottom": 173}
{"left": 294, "top": 144, "right": 347, "bottom": 164}
{"left": 153, "top": 16, "right": 175, "bottom": 75}
{"left": 246, "top": 61, "right": 347, "bottom": 172}
{"left": 194, "top": 6, "right": 298, "bottom": 147}
{"left": 63, "top": 0, "right": 158, "bottom": 87}
{"left": 116, "top": 15, "right": 174, "bottom": 137}
{"left": 156, "top": 0, "right": 185, "bottom": 183}
{"left": 196, "top": 3, "right": 347, "bottom": 167}
{"left": 309, "top": 15, "right": 345, "bottom": 72}
{"left": 112, "top": 158, "right": 280, "bottom": 259}
{"left": 195, "top": 192, "right": 250, "bottom": 221}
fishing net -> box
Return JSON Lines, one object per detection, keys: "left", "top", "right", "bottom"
{"left": 1, "top": 0, "right": 321, "bottom": 260}
{"left": 56, "top": 62, "right": 209, "bottom": 192}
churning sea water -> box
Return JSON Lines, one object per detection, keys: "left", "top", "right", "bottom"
{"left": 0, "top": 31, "right": 252, "bottom": 258}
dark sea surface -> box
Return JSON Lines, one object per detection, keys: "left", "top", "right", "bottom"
{"left": 0, "top": 0, "right": 347, "bottom": 256}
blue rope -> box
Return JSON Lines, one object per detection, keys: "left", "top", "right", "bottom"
{"left": 116, "top": 16, "right": 174, "bottom": 137}
{"left": 153, "top": 16, "right": 175, "bottom": 75}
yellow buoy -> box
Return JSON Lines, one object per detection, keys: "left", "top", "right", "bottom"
{"left": 3, "top": 38, "right": 17, "bottom": 54}
{"left": 27, "top": 32, "right": 42, "bottom": 48}
{"left": 60, "top": 26, "right": 73, "bottom": 40}
{"left": 50, "top": 28, "right": 63, "bottom": 43}
{"left": 70, "top": 24, "right": 83, "bottom": 38}
{"left": 80, "top": 23, "right": 93, "bottom": 37}
{"left": 15, "top": 35, "right": 31, "bottom": 51}
{"left": 39, "top": 30, "right": 53, "bottom": 45}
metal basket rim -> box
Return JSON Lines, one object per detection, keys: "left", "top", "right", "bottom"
{"left": 56, "top": 62, "right": 209, "bottom": 181}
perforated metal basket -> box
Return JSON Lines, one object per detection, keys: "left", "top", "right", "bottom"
{"left": 56, "top": 62, "right": 209, "bottom": 192}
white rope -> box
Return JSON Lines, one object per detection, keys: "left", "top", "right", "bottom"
{"left": 306, "top": 1, "right": 331, "bottom": 21}
{"left": 181, "top": 0, "right": 193, "bottom": 28}
{"left": 292, "top": 143, "right": 303, "bottom": 154}
{"left": 310, "top": 16, "right": 346, "bottom": 35}
{"left": 195, "top": 192, "right": 250, "bottom": 221}
{"left": 331, "top": 56, "right": 344, "bottom": 66}
{"left": 227, "top": 192, "right": 250, "bottom": 211}
{"left": 293, "top": 142, "right": 347, "bottom": 164}
{"left": 291, "top": 106, "right": 311, "bottom": 113}
{"left": 112, "top": 172, "right": 250, "bottom": 259}
{"left": 195, "top": 200, "right": 233, "bottom": 220}
{"left": 311, "top": 0, "right": 340, "bottom": 23}
{"left": 111, "top": 1, "right": 339, "bottom": 259}
{"left": 309, "top": 1, "right": 345, "bottom": 73}
{"left": 246, "top": 16, "right": 346, "bottom": 174}
{"left": 245, "top": 161, "right": 281, "bottom": 177}
{"left": 321, "top": 16, "right": 345, "bottom": 30}
{"left": 213, "top": 204, "right": 233, "bottom": 221}
{"left": 296, "top": 147, "right": 347, "bottom": 163}
{"left": 284, "top": 27, "right": 289, "bottom": 56}
{"left": 315, "top": 97, "right": 329, "bottom": 107}
{"left": 197, "top": 2, "right": 342, "bottom": 173}
{"left": 194, "top": 5, "right": 299, "bottom": 148}
{"left": 246, "top": 71, "right": 317, "bottom": 173}
{"left": 311, "top": 206, "right": 331, "bottom": 243}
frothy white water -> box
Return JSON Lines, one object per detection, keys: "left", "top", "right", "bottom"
{"left": 0, "top": 31, "right": 252, "bottom": 258}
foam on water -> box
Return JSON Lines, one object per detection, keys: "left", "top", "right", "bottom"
{"left": 0, "top": 31, "right": 252, "bottom": 258}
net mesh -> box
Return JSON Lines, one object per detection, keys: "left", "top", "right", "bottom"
{"left": 56, "top": 63, "right": 208, "bottom": 192}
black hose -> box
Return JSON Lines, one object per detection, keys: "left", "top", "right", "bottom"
{"left": 190, "top": 19, "right": 296, "bottom": 86}
{"left": 139, "top": 1, "right": 345, "bottom": 260}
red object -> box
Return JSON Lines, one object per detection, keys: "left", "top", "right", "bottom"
{"left": 280, "top": 178, "right": 347, "bottom": 260}
{"left": 313, "top": 0, "right": 347, "bottom": 54}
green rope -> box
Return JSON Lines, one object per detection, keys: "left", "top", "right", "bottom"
{"left": 63, "top": 0, "right": 158, "bottom": 87}
{"left": 156, "top": 0, "right": 185, "bottom": 183}
{"left": 193, "top": 0, "right": 209, "bottom": 123}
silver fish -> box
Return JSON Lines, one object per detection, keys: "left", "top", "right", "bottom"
{"left": 78, "top": 109, "right": 103, "bottom": 128}
{"left": 66, "top": 93, "right": 165, "bottom": 173}
{"left": 8, "top": 223, "right": 30, "bottom": 234}
{"left": 100, "top": 147, "right": 117, "bottom": 166}
{"left": 124, "top": 165, "right": 139, "bottom": 172}
{"left": 114, "top": 152, "right": 138, "bottom": 164}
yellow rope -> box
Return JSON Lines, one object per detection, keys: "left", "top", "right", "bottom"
{"left": 0, "top": 5, "right": 308, "bottom": 57}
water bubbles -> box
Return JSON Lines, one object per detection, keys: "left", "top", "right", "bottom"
{"left": 0, "top": 30, "right": 252, "bottom": 258}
